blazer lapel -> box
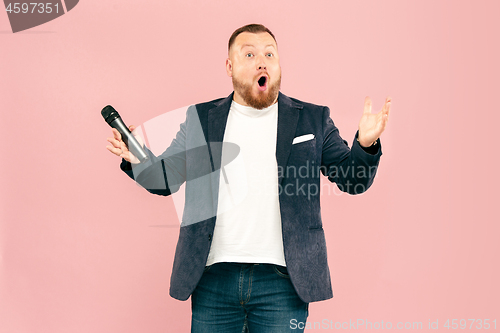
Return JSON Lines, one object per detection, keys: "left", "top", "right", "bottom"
{"left": 207, "top": 92, "right": 234, "bottom": 171}
{"left": 276, "top": 92, "right": 303, "bottom": 185}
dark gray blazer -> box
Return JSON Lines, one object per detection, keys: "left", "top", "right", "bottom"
{"left": 121, "top": 92, "right": 382, "bottom": 303}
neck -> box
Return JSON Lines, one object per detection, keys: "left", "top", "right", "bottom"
{"left": 232, "top": 91, "right": 248, "bottom": 106}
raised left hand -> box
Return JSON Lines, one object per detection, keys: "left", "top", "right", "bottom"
{"left": 357, "top": 96, "right": 391, "bottom": 147}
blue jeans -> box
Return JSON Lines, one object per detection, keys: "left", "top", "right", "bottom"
{"left": 191, "top": 262, "right": 309, "bottom": 333}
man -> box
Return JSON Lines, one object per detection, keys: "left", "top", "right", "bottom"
{"left": 106, "top": 24, "right": 391, "bottom": 333}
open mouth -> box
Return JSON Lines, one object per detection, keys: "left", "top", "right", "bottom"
{"left": 258, "top": 76, "right": 267, "bottom": 87}
{"left": 257, "top": 75, "right": 268, "bottom": 91}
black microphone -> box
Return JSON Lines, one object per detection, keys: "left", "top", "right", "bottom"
{"left": 101, "top": 105, "right": 149, "bottom": 163}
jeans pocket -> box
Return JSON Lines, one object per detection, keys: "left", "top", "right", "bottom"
{"left": 272, "top": 265, "right": 290, "bottom": 278}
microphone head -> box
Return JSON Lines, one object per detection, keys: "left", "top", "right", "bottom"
{"left": 101, "top": 105, "right": 120, "bottom": 124}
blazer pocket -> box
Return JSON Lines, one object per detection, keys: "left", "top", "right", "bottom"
{"left": 292, "top": 134, "right": 315, "bottom": 145}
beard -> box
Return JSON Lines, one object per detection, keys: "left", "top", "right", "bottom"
{"left": 232, "top": 72, "right": 281, "bottom": 110}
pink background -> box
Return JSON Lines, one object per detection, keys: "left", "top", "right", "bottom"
{"left": 1, "top": 0, "right": 499, "bottom": 332}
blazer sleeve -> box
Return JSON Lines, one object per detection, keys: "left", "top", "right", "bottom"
{"left": 320, "top": 106, "right": 382, "bottom": 194}
{"left": 119, "top": 112, "right": 189, "bottom": 196}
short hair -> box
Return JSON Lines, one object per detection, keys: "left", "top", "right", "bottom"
{"left": 228, "top": 24, "right": 277, "bottom": 53}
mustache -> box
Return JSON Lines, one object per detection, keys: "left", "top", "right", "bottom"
{"left": 254, "top": 71, "right": 269, "bottom": 80}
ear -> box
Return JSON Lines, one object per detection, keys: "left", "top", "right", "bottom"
{"left": 225, "top": 58, "right": 232, "bottom": 77}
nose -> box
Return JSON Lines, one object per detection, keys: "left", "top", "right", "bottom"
{"left": 256, "top": 54, "right": 267, "bottom": 71}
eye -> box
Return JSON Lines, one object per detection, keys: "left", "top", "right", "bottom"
{"left": 266, "top": 53, "right": 273, "bottom": 57}
{"left": 245, "top": 53, "right": 253, "bottom": 58}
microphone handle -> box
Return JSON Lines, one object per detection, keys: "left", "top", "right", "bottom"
{"left": 110, "top": 118, "right": 149, "bottom": 163}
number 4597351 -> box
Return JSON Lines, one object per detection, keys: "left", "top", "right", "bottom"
{"left": 6, "top": 3, "right": 60, "bottom": 14}
{"left": 443, "top": 319, "right": 496, "bottom": 329}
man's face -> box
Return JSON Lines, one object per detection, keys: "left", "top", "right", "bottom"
{"left": 226, "top": 32, "right": 281, "bottom": 109}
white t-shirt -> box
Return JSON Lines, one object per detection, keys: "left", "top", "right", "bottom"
{"left": 205, "top": 100, "right": 286, "bottom": 267}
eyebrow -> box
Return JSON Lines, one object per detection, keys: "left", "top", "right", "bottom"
{"left": 240, "top": 44, "right": 276, "bottom": 49}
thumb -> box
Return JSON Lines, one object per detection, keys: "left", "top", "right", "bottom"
{"left": 129, "top": 125, "right": 144, "bottom": 148}
{"left": 363, "top": 96, "right": 372, "bottom": 115}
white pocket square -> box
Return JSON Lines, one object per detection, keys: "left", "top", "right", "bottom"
{"left": 292, "top": 134, "right": 315, "bottom": 144}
